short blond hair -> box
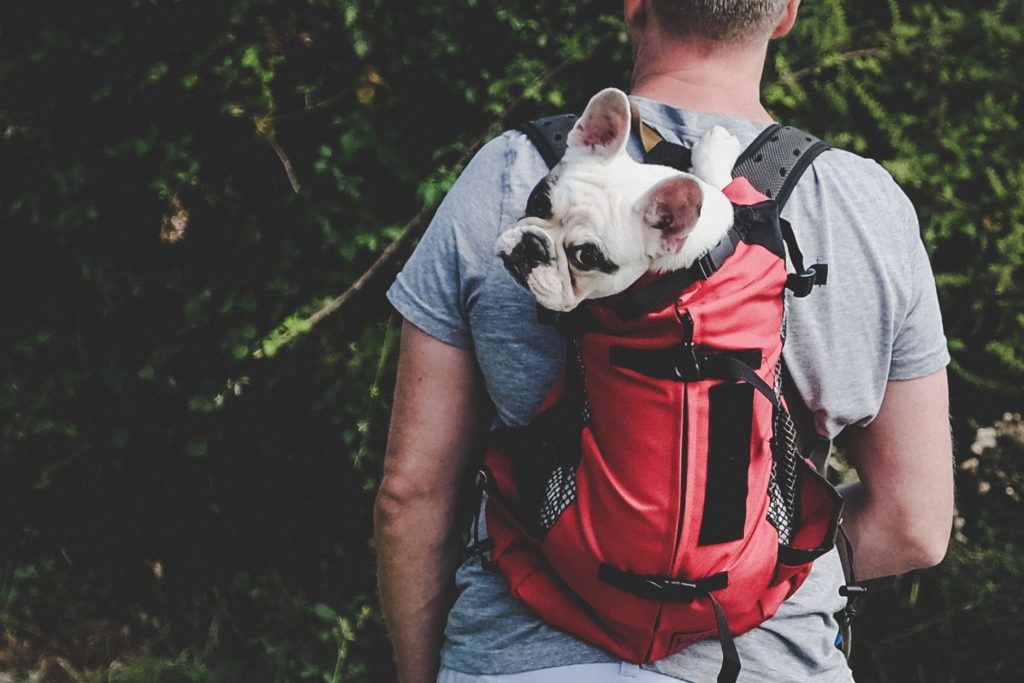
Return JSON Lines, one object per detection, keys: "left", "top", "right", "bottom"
{"left": 650, "top": 0, "right": 789, "bottom": 42}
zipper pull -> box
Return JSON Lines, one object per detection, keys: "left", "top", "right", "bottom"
{"left": 679, "top": 309, "right": 694, "bottom": 345}
{"left": 675, "top": 307, "right": 702, "bottom": 380}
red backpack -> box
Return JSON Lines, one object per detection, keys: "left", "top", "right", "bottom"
{"left": 469, "top": 116, "right": 844, "bottom": 682}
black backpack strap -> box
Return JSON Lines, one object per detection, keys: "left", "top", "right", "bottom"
{"left": 732, "top": 124, "right": 830, "bottom": 210}
{"left": 733, "top": 124, "right": 830, "bottom": 297}
{"left": 516, "top": 114, "right": 578, "bottom": 169}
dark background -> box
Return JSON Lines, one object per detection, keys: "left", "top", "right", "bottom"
{"left": 1, "top": 1, "right": 1021, "bottom": 681}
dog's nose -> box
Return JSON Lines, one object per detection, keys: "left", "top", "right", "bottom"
{"left": 520, "top": 231, "right": 551, "bottom": 265}
{"left": 500, "top": 231, "right": 553, "bottom": 288}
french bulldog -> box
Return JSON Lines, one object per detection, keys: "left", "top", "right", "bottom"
{"left": 497, "top": 87, "right": 742, "bottom": 312}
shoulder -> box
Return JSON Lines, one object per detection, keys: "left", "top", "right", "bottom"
{"left": 797, "top": 147, "right": 917, "bottom": 230}
{"left": 445, "top": 129, "right": 550, "bottom": 225}
{"left": 785, "top": 145, "right": 921, "bottom": 265}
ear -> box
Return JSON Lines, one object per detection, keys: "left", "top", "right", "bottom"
{"left": 623, "top": 0, "right": 645, "bottom": 29}
{"left": 637, "top": 175, "right": 703, "bottom": 251}
{"left": 566, "top": 88, "right": 631, "bottom": 161}
{"left": 771, "top": 0, "right": 800, "bottom": 39}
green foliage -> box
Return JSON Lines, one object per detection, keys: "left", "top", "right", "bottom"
{"left": 0, "top": 0, "right": 1021, "bottom": 681}
{"left": 767, "top": 0, "right": 1024, "bottom": 415}
{"left": 851, "top": 414, "right": 1024, "bottom": 682}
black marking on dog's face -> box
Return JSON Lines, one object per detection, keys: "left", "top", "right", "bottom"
{"left": 500, "top": 230, "right": 552, "bottom": 288}
{"left": 525, "top": 176, "right": 553, "bottom": 219}
{"left": 567, "top": 242, "right": 618, "bottom": 274}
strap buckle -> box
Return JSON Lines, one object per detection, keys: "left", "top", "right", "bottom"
{"left": 786, "top": 263, "right": 828, "bottom": 298}
{"left": 839, "top": 584, "right": 868, "bottom": 598}
{"left": 695, "top": 250, "right": 719, "bottom": 280}
{"left": 674, "top": 345, "right": 703, "bottom": 381}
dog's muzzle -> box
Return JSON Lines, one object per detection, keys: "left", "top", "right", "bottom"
{"left": 500, "top": 231, "right": 553, "bottom": 288}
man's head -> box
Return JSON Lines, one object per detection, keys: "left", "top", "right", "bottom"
{"left": 624, "top": 0, "right": 800, "bottom": 121}
{"left": 626, "top": 0, "right": 800, "bottom": 46}
{"left": 648, "top": 0, "right": 790, "bottom": 43}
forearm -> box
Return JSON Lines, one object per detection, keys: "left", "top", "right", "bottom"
{"left": 375, "top": 321, "right": 490, "bottom": 683}
{"left": 375, "top": 490, "right": 462, "bottom": 683}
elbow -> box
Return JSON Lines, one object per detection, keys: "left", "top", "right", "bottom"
{"left": 906, "top": 524, "right": 951, "bottom": 570}
{"left": 373, "top": 468, "right": 455, "bottom": 541}
{"left": 373, "top": 475, "right": 418, "bottom": 535}
{"left": 894, "top": 510, "right": 953, "bottom": 571}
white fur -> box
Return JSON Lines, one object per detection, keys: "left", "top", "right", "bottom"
{"left": 497, "top": 88, "right": 741, "bottom": 312}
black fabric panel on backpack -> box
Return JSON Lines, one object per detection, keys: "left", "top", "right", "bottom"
{"left": 517, "top": 114, "right": 578, "bottom": 169}
{"left": 733, "top": 201, "right": 785, "bottom": 260}
{"left": 732, "top": 125, "right": 830, "bottom": 210}
{"left": 699, "top": 383, "right": 754, "bottom": 546}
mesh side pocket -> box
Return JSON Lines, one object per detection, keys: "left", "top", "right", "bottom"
{"left": 768, "top": 404, "right": 801, "bottom": 546}
{"left": 509, "top": 401, "right": 581, "bottom": 539}
{"left": 510, "top": 340, "right": 587, "bottom": 539}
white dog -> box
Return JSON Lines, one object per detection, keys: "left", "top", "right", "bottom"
{"left": 497, "top": 88, "right": 741, "bottom": 312}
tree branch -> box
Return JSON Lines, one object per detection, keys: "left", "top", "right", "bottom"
{"left": 267, "top": 87, "right": 354, "bottom": 124}
{"left": 255, "top": 116, "right": 302, "bottom": 194}
{"left": 787, "top": 47, "right": 888, "bottom": 82}
{"left": 251, "top": 60, "right": 573, "bottom": 359}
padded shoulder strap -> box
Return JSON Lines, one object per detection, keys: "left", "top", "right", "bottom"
{"left": 516, "top": 114, "right": 578, "bottom": 169}
{"left": 732, "top": 124, "right": 830, "bottom": 210}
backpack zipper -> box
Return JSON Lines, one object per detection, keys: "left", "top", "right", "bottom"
{"left": 672, "top": 306, "right": 695, "bottom": 560}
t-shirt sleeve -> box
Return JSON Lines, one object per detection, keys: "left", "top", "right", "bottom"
{"left": 888, "top": 195, "right": 951, "bottom": 380}
{"left": 386, "top": 135, "right": 511, "bottom": 349}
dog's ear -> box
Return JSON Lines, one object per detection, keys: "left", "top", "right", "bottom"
{"left": 637, "top": 175, "right": 703, "bottom": 252}
{"left": 566, "top": 88, "right": 631, "bottom": 161}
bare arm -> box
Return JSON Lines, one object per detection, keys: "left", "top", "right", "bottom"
{"left": 838, "top": 368, "right": 954, "bottom": 580}
{"left": 374, "top": 321, "right": 491, "bottom": 683}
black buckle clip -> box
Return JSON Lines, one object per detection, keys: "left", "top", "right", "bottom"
{"left": 839, "top": 584, "right": 868, "bottom": 597}
{"left": 643, "top": 577, "right": 700, "bottom": 602}
{"left": 674, "top": 345, "right": 703, "bottom": 381}
{"left": 786, "top": 263, "right": 828, "bottom": 298}
{"left": 695, "top": 250, "right": 719, "bottom": 280}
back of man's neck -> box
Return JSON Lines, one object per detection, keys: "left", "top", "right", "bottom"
{"left": 629, "top": 38, "right": 774, "bottom": 123}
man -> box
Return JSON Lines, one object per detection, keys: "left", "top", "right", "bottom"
{"left": 374, "top": 1, "right": 954, "bottom": 681}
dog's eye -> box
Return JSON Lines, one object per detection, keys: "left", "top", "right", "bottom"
{"left": 567, "top": 243, "right": 604, "bottom": 271}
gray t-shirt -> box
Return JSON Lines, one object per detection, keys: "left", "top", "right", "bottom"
{"left": 386, "top": 96, "right": 949, "bottom": 682}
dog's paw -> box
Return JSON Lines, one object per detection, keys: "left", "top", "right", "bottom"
{"left": 691, "top": 125, "right": 741, "bottom": 190}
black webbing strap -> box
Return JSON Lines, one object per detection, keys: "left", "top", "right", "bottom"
{"left": 517, "top": 114, "right": 578, "bottom": 169}
{"left": 610, "top": 346, "right": 762, "bottom": 380}
{"left": 535, "top": 304, "right": 598, "bottom": 338}
{"left": 598, "top": 565, "right": 739, "bottom": 683}
{"left": 835, "top": 524, "right": 868, "bottom": 659}
{"left": 599, "top": 221, "right": 745, "bottom": 321}
{"left": 609, "top": 345, "right": 777, "bottom": 408}
{"left": 732, "top": 124, "right": 830, "bottom": 209}
{"left": 598, "top": 200, "right": 777, "bottom": 321}
{"left": 463, "top": 466, "right": 496, "bottom": 565}
{"left": 780, "top": 217, "right": 828, "bottom": 297}
{"left": 709, "top": 593, "right": 741, "bottom": 683}
{"left": 597, "top": 564, "right": 728, "bottom": 602}
{"left": 732, "top": 126, "right": 829, "bottom": 297}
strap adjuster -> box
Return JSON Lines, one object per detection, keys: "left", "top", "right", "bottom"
{"left": 786, "top": 263, "right": 828, "bottom": 298}
{"left": 674, "top": 343, "right": 703, "bottom": 381}
{"left": 839, "top": 584, "right": 868, "bottom": 597}
{"left": 598, "top": 564, "right": 728, "bottom": 602}
{"left": 695, "top": 251, "right": 718, "bottom": 280}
